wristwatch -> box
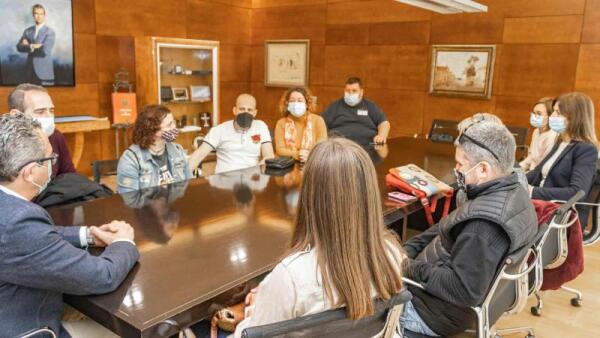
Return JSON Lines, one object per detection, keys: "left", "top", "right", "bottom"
{"left": 85, "top": 227, "right": 95, "bottom": 247}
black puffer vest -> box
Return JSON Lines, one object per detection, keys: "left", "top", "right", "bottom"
{"left": 416, "top": 173, "right": 537, "bottom": 267}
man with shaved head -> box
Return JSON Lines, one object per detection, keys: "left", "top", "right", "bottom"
{"left": 189, "top": 94, "right": 274, "bottom": 174}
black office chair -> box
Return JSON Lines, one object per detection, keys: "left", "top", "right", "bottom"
{"left": 583, "top": 163, "right": 600, "bottom": 245}
{"left": 529, "top": 191, "right": 588, "bottom": 316}
{"left": 428, "top": 119, "right": 459, "bottom": 143}
{"left": 506, "top": 126, "right": 529, "bottom": 161}
{"left": 14, "top": 327, "right": 56, "bottom": 338}
{"left": 91, "top": 159, "right": 119, "bottom": 184}
{"left": 241, "top": 289, "right": 412, "bottom": 338}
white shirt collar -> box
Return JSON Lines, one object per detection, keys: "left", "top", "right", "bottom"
{"left": 0, "top": 184, "right": 29, "bottom": 201}
{"left": 36, "top": 22, "right": 45, "bottom": 30}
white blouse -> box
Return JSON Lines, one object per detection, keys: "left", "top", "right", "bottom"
{"left": 233, "top": 242, "right": 404, "bottom": 338}
{"left": 520, "top": 128, "right": 559, "bottom": 172}
{"left": 540, "top": 142, "right": 570, "bottom": 187}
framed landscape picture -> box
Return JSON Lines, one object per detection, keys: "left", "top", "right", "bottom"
{"left": 265, "top": 40, "right": 310, "bottom": 87}
{"left": 429, "top": 45, "right": 496, "bottom": 99}
{"left": 0, "top": 0, "right": 75, "bottom": 86}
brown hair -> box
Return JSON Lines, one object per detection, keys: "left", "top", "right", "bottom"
{"left": 533, "top": 97, "right": 555, "bottom": 116}
{"left": 132, "top": 105, "right": 170, "bottom": 149}
{"left": 32, "top": 4, "right": 45, "bottom": 14}
{"left": 556, "top": 92, "right": 598, "bottom": 147}
{"left": 290, "top": 138, "right": 403, "bottom": 320}
{"left": 278, "top": 87, "right": 315, "bottom": 117}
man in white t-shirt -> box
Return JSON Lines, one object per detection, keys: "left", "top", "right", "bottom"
{"left": 189, "top": 94, "right": 275, "bottom": 174}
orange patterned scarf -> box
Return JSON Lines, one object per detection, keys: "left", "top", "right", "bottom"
{"left": 284, "top": 115, "right": 314, "bottom": 150}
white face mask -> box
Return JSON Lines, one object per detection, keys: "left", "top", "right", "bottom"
{"left": 287, "top": 102, "right": 307, "bottom": 117}
{"left": 34, "top": 116, "right": 55, "bottom": 136}
{"left": 30, "top": 160, "right": 52, "bottom": 195}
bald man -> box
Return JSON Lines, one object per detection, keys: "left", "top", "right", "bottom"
{"left": 189, "top": 94, "right": 274, "bottom": 174}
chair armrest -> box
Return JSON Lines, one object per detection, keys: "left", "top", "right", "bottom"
{"left": 17, "top": 327, "right": 56, "bottom": 338}
{"left": 501, "top": 249, "right": 537, "bottom": 281}
{"left": 402, "top": 277, "right": 425, "bottom": 290}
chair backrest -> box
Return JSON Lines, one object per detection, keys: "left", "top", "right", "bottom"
{"left": 241, "top": 289, "right": 412, "bottom": 338}
{"left": 506, "top": 126, "right": 528, "bottom": 146}
{"left": 428, "top": 119, "right": 459, "bottom": 143}
{"left": 91, "top": 159, "right": 119, "bottom": 184}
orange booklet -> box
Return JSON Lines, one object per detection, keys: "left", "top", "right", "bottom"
{"left": 111, "top": 92, "right": 137, "bottom": 124}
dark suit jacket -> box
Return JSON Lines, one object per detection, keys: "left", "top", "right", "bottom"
{"left": 0, "top": 190, "right": 139, "bottom": 338}
{"left": 16, "top": 24, "right": 56, "bottom": 80}
{"left": 527, "top": 140, "right": 598, "bottom": 228}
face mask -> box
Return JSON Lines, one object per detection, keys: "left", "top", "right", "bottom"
{"left": 235, "top": 112, "right": 254, "bottom": 130}
{"left": 287, "top": 102, "right": 307, "bottom": 118}
{"left": 344, "top": 93, "right": 361, "bottom": 107}
{"left": 530, "top": 113, "right": 545, "bottom": 129}
{"left": 161, "top": 128, "right": 179, "bottom": 143}
{"left": 453, "top": 162, "right": 482, "bottom": 192}
{"left": 30, "top": 160, "right": 52, "bottom": 194}
{"left": 549, "top": 116, "right": 567, "bottom": 134}
{"left": 34, "top": 116, "right": 55, "bottom": 136}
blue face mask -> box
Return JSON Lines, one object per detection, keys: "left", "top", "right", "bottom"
{"left": 287, "top": 102, "right": 307, "bottom": 117}
{"left": 30, "top": 160, "right": 52, "bottom": 195}
{"left": 549, "top": 116, "right": 567, "bottom": 134}
{"left": 530, "top": 113, "right": 545, "bottom": 129}
{"left": 344, "top": 93, "right": 361, "bottom": 107}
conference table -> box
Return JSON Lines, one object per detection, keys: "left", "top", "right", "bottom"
{"left": 48, "top": 137, "right": 457, "bottom": 338}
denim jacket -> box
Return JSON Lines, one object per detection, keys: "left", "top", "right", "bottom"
{"left": 117, "top": 142, "right": 192, "bottom": 193}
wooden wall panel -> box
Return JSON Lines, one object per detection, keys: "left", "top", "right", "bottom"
{"left": 72, "top": 0, "right": 96, "bottom": 34}
{"left": 575, "top": 44, "right": 600, "bottom": 93}
{"left": 220, "top": 45, "right": 251, "bottom": 83}
{"left": 327, "top": 0, "right": 430, "bottom": 25}
{"left": 503, "top": 16, "right": 583, "bottom": 44}
{"left": 95, "top": 0, "right": 187, "bottom": 37}
{"left": 368, "top": 89, "right": 425, "bottom": 137}
{"left": 74, "top": 34, "right": 98, "bottom": 84}
{"left": 367, "top": 45, "right": 429, "bottom": 91}
{"left": 430, "top": 12, "right": 504, "bottom": 44}
{"left": 423, "top": 96, "right": 496, "bottom": 137}
{"left": 369, "top": 21, "right": 430, "bottom": 45}
{"left": 324, "top": 46, "right": 371, "bottom": 86}
{"left": 496, "top": 44, "right": 580, "bottom": 98}
{"left": 96, "top": 36, "right": 136, "bottom": 84}
{"left": 495, "top": 0, "right": 586, "bottom": 17}
{"left": 494, "top": 95, "right": 539, "bottom": 128}
{"left": 326, "top": 24, "right": 369, "bottom": 46}
{"left": 187, "top": 1, "right": 251, "bottom": 44}
{"left": 583, "top": 0, "right": 600, "bottom": 43}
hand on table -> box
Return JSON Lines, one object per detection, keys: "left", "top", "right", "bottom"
{"left": 90, "top": 220, "right": 135, "bottom": 246}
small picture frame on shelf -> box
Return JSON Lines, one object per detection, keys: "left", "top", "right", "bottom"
{"left": 172, "top": 87, "right": 189, "bottom": 102}
{"left": 190, "top": 85, "right": 211, "bottom": 102}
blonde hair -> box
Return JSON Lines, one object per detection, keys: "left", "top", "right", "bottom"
{"left": 556, "top": 92, "right": 598, "bottom": 147}
{"left": 290, "top": 138, "right": 403, "bottom": 320}
{"left": 278, "top": 87, "right": 315, "bottom": 117}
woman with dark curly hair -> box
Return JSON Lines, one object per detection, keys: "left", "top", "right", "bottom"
{"left": 117, "top": 105, "right": 192, "bottom": 193}
{"left": 274, "top": 87, "right": 327, "bottom": 162}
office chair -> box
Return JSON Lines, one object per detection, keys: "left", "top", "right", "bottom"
{"left": 428, "top": 119, "right": 459, "bottom": 143}
{"left": 529, "top": 191, "right": 588, "bottom": 316}
{"left": 15, "top": 327, "right": 56, "bottom": 338}
{"left": 241, "top": 289, "right": 412, "bottom": 338}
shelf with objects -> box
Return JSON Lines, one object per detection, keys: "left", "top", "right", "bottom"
{"left": 134, "top": 37, "right": 219, "bottom": 155}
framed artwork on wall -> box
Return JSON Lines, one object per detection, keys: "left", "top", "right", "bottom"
{"left": 429, "top": 45, "right": 496, "bottom": 99}
{"left": 0, "top": 0, "right": 75, "bottom": 86}
{"left": 264, "top": 40, "right": 310, "bottom": 88}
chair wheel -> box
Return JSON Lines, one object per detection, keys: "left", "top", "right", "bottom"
{"left": 530, "top": 306, "right": 541, "bottom": 316}
{"left": 526, "top": 334, "right": 535, "bottom": 338}
{"left": 571, "top": 298, "right": 582, "bottom": 307}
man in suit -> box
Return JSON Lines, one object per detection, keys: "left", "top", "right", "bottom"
{"left": 16, "top": 4, "right": 56, "bottom": 85}
{"left": 0, "top": 112, "right": 140, "bottom": 338}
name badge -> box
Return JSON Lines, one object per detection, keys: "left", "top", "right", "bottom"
{"left": 357, "top": 109, "right": 368, "bottom": 116}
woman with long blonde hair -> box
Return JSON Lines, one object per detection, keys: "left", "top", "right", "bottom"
{"left": 233, "top": 138, "right": 404, "bottom": 337}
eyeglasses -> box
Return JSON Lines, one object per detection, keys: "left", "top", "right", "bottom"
{"left": 458, "top": 116, "right": 501, "bottom": 162}
{"left": 18, "top": 153, "right": 58, "bottom": 171}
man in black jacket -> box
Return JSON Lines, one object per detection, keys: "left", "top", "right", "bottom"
{"left": 400, "top": 119, "right": 538, "bottom": 337}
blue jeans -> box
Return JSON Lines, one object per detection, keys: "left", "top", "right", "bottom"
{"left": 400, "top": 300, "right": 440, "bottom": 337}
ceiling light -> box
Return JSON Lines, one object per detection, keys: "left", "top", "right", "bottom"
{"left": 395, "top": 0, "right": 487, "bottom": 14}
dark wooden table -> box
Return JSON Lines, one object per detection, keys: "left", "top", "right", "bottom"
{"left": 48, "top": 137, "right": 457, "bottom": 337}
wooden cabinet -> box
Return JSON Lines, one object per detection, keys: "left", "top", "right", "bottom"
{"left": 134, "top": 37, "right": 220, "bottom": 151}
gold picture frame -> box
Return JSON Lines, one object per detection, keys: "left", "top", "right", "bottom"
{"left": 429, "top": 45, "right": 496, "bottom": 100}
{"left": 264, "top": 40, "right": 310, "bottom": 88}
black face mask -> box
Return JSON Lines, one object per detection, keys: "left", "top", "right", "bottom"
{"left": 235, "top": 112, "right": 254, "bottom": 129}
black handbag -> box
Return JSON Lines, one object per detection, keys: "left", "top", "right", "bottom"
{"left": 265, "top": 156, "right": 295, "bottom": 169}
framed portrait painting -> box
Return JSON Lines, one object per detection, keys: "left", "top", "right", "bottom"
{"left": 0, "top": 0, "right": 75, "bottom": 86}
{"left": 265, "top": 40, "right": 310, "bottom": 87}
{"left": 429, "top": 45, "right": 496, "bottom": 99}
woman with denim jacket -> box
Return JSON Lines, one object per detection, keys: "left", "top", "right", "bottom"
{"left": 117, "top": 105, "right": 192, "bottom": 193}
